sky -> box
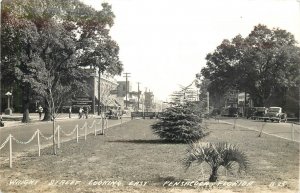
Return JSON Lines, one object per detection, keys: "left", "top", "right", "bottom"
{"left": 82, "top": 0, "right": 300, "bottom": 101}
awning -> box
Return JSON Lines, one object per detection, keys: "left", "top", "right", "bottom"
{"left": 114, "top": 99, "right": 121, "bottom": 107}
{"left": 101, "top": 98, "right": 118, "bottom": 107}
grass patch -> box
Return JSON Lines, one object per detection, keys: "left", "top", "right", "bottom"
{"left": 0, "top": 119, "right": 298, "bottom": 193}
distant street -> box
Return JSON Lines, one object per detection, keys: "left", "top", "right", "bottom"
{"left": 0, "top": 116, "right": 131, "bottom": 155}
{"left": 216, "top": 117, "right": 300, "bottom": 142}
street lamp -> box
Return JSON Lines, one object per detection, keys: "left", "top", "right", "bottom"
{"left": 5, "top": 91, "right": 12, "bottom": 115}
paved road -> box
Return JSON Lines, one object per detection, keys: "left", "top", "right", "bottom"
{"left": 214, "top": 117, "right": 300, "bottom": 142}
{"left": 0, "top": 117, "right": 131, "bottom": 156}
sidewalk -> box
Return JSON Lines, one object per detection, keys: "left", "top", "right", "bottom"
{"left": 0, "top": 113, "right": 131, "bottom": 128}
{"left": 0, "top": 113, "right": 98, "bottom": 128}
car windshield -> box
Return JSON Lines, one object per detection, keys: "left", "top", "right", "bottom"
{"left": 269, "top": 107, "right": 280, "bottom": 112}
{"left": 256, "top": 107, "right": 265, "bottom": 111}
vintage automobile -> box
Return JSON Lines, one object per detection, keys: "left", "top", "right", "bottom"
{"left": 106, "top": 109, "right": 122, "bottom": 119}
{"left": 221, "top": 107, "right": 239, "bottom": 117}
{"left": 263, "top": 107, "right": 287, "bottom": 123}
{"left": 245, "top": 107, "right": 257, "bottom": 119}
{"left": 252, "top": 107, "right": 267, "bottom": 119}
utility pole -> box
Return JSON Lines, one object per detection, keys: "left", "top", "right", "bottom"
{"left": 123, "top": 72, "right": 131, "bottom": 109}
{"left": 137, "top": 82, "right": 140, "bottom": 111}
{"left": 244, "top": 90, "right": 247, "bottom": 117}
{"left": 98, "top": 68, "right": 101, "bottom": 115}
{"left": 96, "top": 55, "right": 102, "bottom": 116}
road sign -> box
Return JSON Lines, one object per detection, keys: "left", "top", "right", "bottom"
{"left": 72, "top": 97, "right": 92, "bottom": 106}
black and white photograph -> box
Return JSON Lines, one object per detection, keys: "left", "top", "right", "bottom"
{"left": 0, "top": 0, "right": 299, "bottom": 192}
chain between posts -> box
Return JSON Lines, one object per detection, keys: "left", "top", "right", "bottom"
{"left": 0, "top": 118, "right": 113, "bottom": 168}
{"left": 0, "top": 135, "right": 10, "bottom": 150}
{"left": 60, "top": 125, "right": 78, "bottom": 137}
{"left": 11, "top": 130, "right": 38, "bottom": 145}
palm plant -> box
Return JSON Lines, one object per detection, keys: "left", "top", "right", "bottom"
{"left": 184, "top": 142, "right": 249, "bottom": 182}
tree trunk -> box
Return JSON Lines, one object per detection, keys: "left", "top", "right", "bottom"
{"left": 209, "top": 167, "right": 218, "bottom": 182}
{"left": 22, "top": 104, "right": 30, "bottom": 123}
{"left": 43, "top": 99, "right": 51, "bottom": 121}
{"left": 52, "top": 118, "right": 57, "bottom": 155}
{"left": 22, "top": 84, "right": 31, "bottom": 123}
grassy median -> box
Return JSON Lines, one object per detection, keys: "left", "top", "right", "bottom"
{"left": 0, "top": 119, "right": 298, "bottom": 193}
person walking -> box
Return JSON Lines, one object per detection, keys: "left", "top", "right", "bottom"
{"left": 78, "top": 107, "right": 83, "bottom": 119}
{"left": 69, "top": 106, "right": 72, "bottom": 118}
{"left": 84, "top": 106, "right": 89, "bottom": 119}
{"left": 0, "top": 114, "right": 4, "bottom": 127}
{"left": 38, "top": 105, "right": 43, "bottom": 120}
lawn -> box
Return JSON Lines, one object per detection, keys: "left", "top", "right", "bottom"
{"left": 0, "top": 119, "right": 298, "bottom": 193}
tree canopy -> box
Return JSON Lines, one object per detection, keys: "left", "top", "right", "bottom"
{"left": 201, "top": 24, "right": 300, "bottom": 107}
{"left": 1, "top": 0, "right": 123, "bottom": 121}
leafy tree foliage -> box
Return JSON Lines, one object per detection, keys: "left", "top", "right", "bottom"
{"left": 1, "top": 0, "right": 123, "bottom": 123}
{"left": 1, "top": 0, "right": 123, "bottom": 154}
{"left": 151, "top": 102, "right": 208, "bottom": 143}
{"left": 1, "top": 1, "right": 41, "bottom": 122}
{"left": 201, "top": 24, "right": 300, "bottom": 106}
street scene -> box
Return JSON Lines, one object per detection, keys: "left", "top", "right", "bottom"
{"left": 0, "top": 0, "right": 299, "bottom": 193}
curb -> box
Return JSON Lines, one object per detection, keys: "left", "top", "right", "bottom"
{"left": 219, "top": 120, "right": 300, "bottom": 143}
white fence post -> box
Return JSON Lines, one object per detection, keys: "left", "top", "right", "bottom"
{"left": 37, "top": 130, "right": 41, "bottom": 157}
{"left": 94, "top": 121, "right": 97, "bottom": 136}
{"left": 76, "top": 124, "right": 79, "bottom": 143}
{"left": 84, "top": 122, "right": 87, "bottom": 141}
{"left": 101, "top": 118, "right": 104, "bottom": 135}
{"left": 291, "top": 123, "right": 294, "bottom": 141}
{"left": 233, "top": 118, "right": 237, "bottom": 130}
{"left": 57, "top": 126, "right": 61, "bottom": 149}
{"left": 9, "top": 134, "right": 12, "bottom": 168}
{"left": 106, "top": 118, "right": 108, "bottom": 130}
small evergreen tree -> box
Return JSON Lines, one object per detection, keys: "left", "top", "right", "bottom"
{"left": 151, "top": 102, "right": 209, "bottom": 143}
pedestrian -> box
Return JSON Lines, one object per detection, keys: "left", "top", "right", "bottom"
{"left": 38, "top": 105, "right": 43, "bottom": 120}
{"left": 84, "top": 106, "right": 89, "bottom": 119}
{"left": 0, "top": 114, "right": 4, "bottom": 127}
{"left": 78, "top": 107, "right": 83, "bottom": 119}
{"left": 69, "top": 106, "right": 72, "bottom": 118}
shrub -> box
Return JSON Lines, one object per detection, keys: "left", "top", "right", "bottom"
{"left": 184, "top": 141, "right": 249, "bottom": 182}
{"left": 151, "top": 102, "right": 208, "bottom": 143}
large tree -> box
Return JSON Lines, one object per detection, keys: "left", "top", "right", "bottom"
{"left": 239, "top": 25, "right": 300, "bottom": 106}
{"left": 1, "top": 0, "right": 123, "bottom": 154}
{"left": 1, "top": 0, "right": 123, "bottom": 122}
{"left": 1, "top": 1, "right": 41, "bottom": 122}
{"left": 201, "top": 24, "right": 300, "bottom": 107}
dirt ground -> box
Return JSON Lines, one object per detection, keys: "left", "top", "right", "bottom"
{"left": 0, "top": 119, "right": 299, "bottom": 193}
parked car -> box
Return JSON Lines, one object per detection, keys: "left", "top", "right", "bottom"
{"left": 263, "top": 107, "right": 287, "bottom": 123}
{"left": 106, "top": 109, "right": 121, "bottom": 119}
{"left": 211, "top": 108, "right": 221, "bottom": 116}
{"left": 221, "top": 107, "right": 239, "bottom": 117}
{"left": 252, "top": 107, "right": 267, "bottom": 119}
{"left": 245, "top": 107, "right": 256, "bottom": 119}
